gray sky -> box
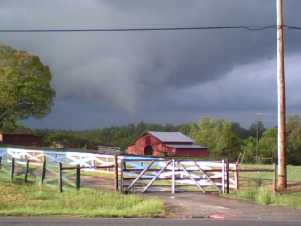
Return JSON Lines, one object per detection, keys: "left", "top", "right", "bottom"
{"left": 1, "top": 0, "right": 301, "bottom": 129}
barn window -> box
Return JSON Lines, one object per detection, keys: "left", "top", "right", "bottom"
{"left": 144, "top": 145, "right": 153, "bottom": 156}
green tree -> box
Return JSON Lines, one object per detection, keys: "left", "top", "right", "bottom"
{"left": 287, "top": 116, "right": 301, "bottom": 165}
{"left": 178, "top": 122, "right": 198, "bottom": 137}
{"left": 0, "top": 44, "right": 55, "bottom": 130}
{"left": 241, "top": 137, "right": 257, "bottom": 163}
{"left": 191, "top": 118, "right": 241, "bottom": 161}
{"left": 258, "top": 128, "right": 277, "bottom": 163}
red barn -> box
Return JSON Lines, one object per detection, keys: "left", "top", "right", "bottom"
{"left": 127, "top": 131, "right": 208, "bottom": 157}
{"left": 0, "top": 132, "right": 42, "bottom": 147}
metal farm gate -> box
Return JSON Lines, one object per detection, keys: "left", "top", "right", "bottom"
{"left": 119, "top": 158, "right": 239, "bottom": 194}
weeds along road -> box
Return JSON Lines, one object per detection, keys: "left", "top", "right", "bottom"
{"left": 0, "top": 218, "right": 300, "bottom": 226}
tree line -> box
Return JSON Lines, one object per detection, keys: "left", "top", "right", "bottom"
{"left": 33, "top": 116, "right": 301, "bottom": 165}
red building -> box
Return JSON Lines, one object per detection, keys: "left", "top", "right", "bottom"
{"left": 0, "top": 132, "right": 42, "bottom": 147}
{"left": 127, "top": 131, "right": 208, "bottom": 157}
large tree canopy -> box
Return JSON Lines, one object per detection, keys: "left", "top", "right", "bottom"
{"left": 0, "top": 44, "right": 55, "bottom": 130}
{"left": 189, "top": 118, "right": 241, "bottom": 161}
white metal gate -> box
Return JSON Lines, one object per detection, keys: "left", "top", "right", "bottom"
{"left": 120, "top": 158, "right": 239, "bottom": 194}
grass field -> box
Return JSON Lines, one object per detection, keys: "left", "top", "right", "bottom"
{"left": 0, "top": 164, "right": 163, "bottom": 217}
{"left": 0, "top": 181, "right": 163, "bottom": 217}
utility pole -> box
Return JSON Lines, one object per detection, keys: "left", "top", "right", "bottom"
{"left": 276, "top": 0, "right": 287, "bottom": 192}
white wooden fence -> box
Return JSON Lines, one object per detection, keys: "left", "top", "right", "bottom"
{"left": 0, "top": 147, "right": 119, "bottom": 191}
{"left": 0, "top": 147, "right": 116, "bottom": 168}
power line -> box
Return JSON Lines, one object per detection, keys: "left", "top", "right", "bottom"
{"left": 0, "top": 24, "right": 300, "bottom": 33}
{"left": 0, "top": 25, "right": 277, "bottom": 33}
{"left": 285, "top": 25, "right": 301, "bottom": 30}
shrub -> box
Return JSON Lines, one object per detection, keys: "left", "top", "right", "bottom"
{"left": 255, "top": 187, "right": 272, "bottom": 205}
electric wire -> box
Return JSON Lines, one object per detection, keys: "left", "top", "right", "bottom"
{"left": 0, "top": 25, "right": 300, "bottom": 33}
{"left": 0, "top": 25, "right": 279, "bottom": 33}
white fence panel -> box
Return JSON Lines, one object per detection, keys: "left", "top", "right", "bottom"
{"left": 0, "top": 147, "right": 116, "bottom": 169}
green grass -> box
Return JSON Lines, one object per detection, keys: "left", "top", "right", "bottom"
{"left": 225, "top": 187, "right": 301, "bottom": 209}
{"left": 0, "top": 165, "right": 163, "bottom": 217}
{"left": 81, "top": 170, "right": 115, "bottom": 179}
{"left": 224, "top": 164, "right": 301, "bottom": 209}
{"left": 0, "top": 181, "right": 163, "bottom": 217}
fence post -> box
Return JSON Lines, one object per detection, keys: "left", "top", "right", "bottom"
{"left": 226, "top": 160, "right": 230, "bottom": 194}
{"left": 76, "top": 164, "right": 80, "bottom": 190}
{"left": 234, "top": 162, "right": 240, "bottom": 190}
{"left": 59, "top": 162, "right": 63, "bottom": 192}
{"left": 221, "top": 160, "right": 225, "bottom": 193}
{"left": 171, "top": 159, "right": 176, "bottom": 194}
{"left": 120, "top": 158, "right": 124, "bottom": 193}
{"left": 24, "top": 158, "right": 30, "bottom": 183}
{"left": 11, "top": 157, "right": 15, "bottom": 182}
{"left": 41, "top": 156, "right": 47, "bottom": 184}
{"left": 273, "top": 163, "right": 277, "bottom": 193}
{"left": 114, "top": 155, "right": 119, "bottom": 191}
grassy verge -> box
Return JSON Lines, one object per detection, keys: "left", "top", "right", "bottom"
{"left": 225, "top": 187, "right": 301, "bottom": 209}
{"left": 0, "top": 181, "right": 163, "bottom": 217}
{"left": 224, "top": 164, "right": 301, "bottom": 209}
{"left": 0, "top": 166, "right": 163, "bottom": 217}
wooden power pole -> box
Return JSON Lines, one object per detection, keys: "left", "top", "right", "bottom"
{"left": 276, "top": 0, "right": 287, "bottom": 192}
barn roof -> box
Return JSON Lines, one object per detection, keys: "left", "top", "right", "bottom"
{"left": 167, "top": 144, "right": 207, "bottom": 149}
{"left": 148, "top": 131, "right": 194, "bottom": 143}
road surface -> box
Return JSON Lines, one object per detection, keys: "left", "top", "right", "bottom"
{"left": 144, "top": 192, "right": 301, "bottom": 221}
{"left": 0, "top": 218, "right": 300, "bottom": 226}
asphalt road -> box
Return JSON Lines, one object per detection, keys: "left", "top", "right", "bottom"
{"left": 0, "top": 218, "right": 300, "bottom": 226}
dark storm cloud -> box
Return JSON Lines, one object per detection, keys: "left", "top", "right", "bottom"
{"left": 1, "top": 0, "right": 301, "bottom": 128}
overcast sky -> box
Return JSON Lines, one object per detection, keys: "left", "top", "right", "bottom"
{"left": 1, "top": 0, "right": 301, "bottom": 129}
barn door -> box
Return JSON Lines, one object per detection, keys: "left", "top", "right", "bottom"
{"left": 144, "top": 145, "right": 153, "bottom": 156}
